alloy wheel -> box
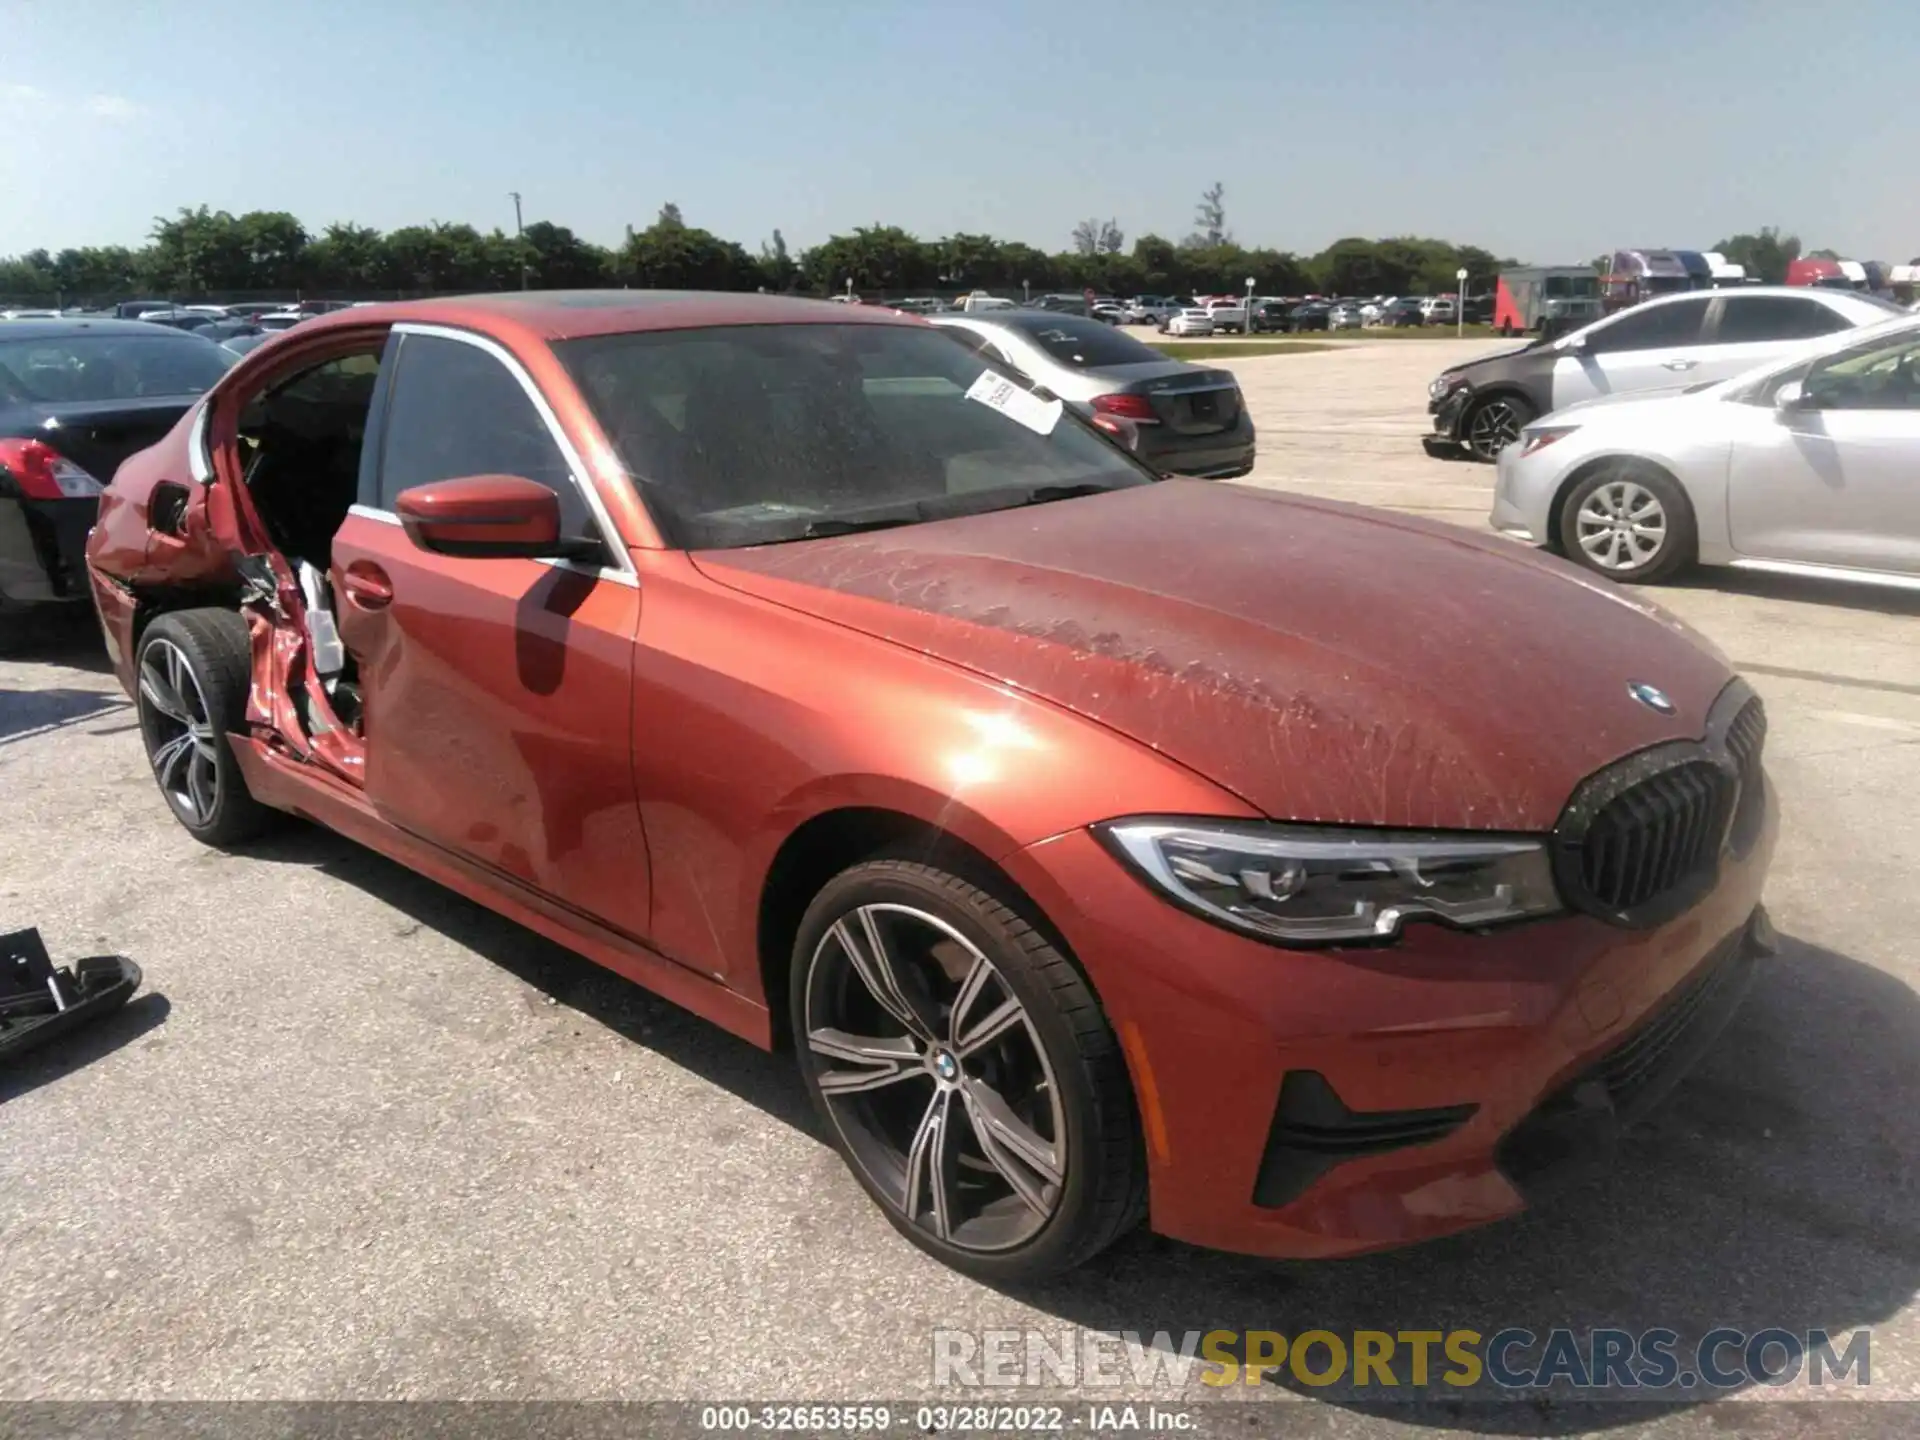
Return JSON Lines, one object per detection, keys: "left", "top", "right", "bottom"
{"left": 1575, "top": 478, "right": 1668, "bottom": 572}
{"left": 137, "top": 638, "right": 220, "bottom": 825}
{"left": 803, "top": 903, "right": 1066, "bottom": 1253}
{"left": 1466, "top": 399, "right": 1524, "bottom": 459}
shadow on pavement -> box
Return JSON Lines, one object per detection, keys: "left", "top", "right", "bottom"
{"left": 0, "top": 992, "right": 171, "bottom": 1104}
{"left": 1671, "top": 566, "right": 1920, "bottom": 620}
{"left": 239, "top": 823, "right": 819, "bottom": 1136}
{"left": 0, "top": 607, "right": 115, "bottom": 672}
{"left": 999, "top": 934, "right": 1919, "bottom": 1428}
{"left": 0, "top": 686, "right": 128, "bottom": 744}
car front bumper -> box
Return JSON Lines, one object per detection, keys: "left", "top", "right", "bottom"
{"left": 1425, "top": 385, "right": 1471, "bottom": 449}
{"left": 0, "top": 495, "right": 96, "bottom": 607}
{"left": 1003, "top": 788, "right": 1776, "bottom": 1260}
{"left": 1488, "top": 431, "right": 1567, "bottom": 545}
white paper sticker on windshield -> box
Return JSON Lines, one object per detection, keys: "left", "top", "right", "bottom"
{"left": 965, "top": 370, "right": 1063, "bottom": 436}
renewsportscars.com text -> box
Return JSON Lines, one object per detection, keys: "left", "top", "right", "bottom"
{"left": 931, "top": 1327, "right": 1871, "bottom": 1393}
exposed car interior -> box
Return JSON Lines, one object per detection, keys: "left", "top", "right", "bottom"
{"left": 237, "top": 351, "right": 381, "bottom": 572}
{"left": 235, "top": 348, "right": 384, "bottom": 740}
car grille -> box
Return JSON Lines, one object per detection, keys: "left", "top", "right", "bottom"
{"left": 1576, "top": 759, "right": 1731, "bottom": 914}
{"left": 1495, "top": 920, "right": 1760, "bottom": 1193}
{"left": 1552, "top": 684, "right": 1766, "bottom": 928}
{"left": 1723, "top": 695, "right": 1768, "bottom": 857}
{"left": 1591, "top": 937, "right": 1750, "bottom": 1114}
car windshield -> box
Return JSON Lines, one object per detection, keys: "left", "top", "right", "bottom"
{"left": 559, "top": 322, "right": 1156, "bottom": 549}
{"left": 998, "top": 315, "right": 1163, "bottom": 369}
{"left": 0, "top": 331, "right": 236, "bottom": 403}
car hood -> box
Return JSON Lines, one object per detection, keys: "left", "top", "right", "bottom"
{"left": 692, "top": 482, "right": 1735, "bottom": 831}
{"left": 1442, "top": 341, "right": 1543, "bottom": 377}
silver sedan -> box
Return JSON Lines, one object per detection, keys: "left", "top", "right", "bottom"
{"left": 1491, "top": 314, "right": 1920, "bottom": 589}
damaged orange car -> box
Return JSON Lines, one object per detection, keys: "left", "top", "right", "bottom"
{"left": 86, "top": 292, "right": 1776, "bottom": 1281}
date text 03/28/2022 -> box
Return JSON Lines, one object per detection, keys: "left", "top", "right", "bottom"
{"left": 698, "top": 1404, "right": 1193, "bottom": 1432}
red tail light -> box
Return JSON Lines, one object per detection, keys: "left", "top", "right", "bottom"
{"left": 0, "top": 439, "right": 103, "bottom": 500}
{"left": 1090, "top": 393, "right": 1160, "bottom": 423}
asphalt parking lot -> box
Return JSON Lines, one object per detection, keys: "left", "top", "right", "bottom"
{"left": 3, "top": 338, "right": 1917, "bottom": 1432}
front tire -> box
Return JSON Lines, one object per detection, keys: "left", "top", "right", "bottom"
{"left": 135, "top": 608, "right": 276, "bottom": 847}
{"left": 791, "top": 858, "right": 1145, "bottom": 1282}
{"left": 1557, "top": 462, "right": 1696, "bottom": 584}
{"left": 1462, "top": 392, "right": 1534, "bottom": 462}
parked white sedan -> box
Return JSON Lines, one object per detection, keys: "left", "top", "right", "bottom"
{"left": 1164, "top": 308, "right": 1216, "bottom": 337}
{"left": 1491, "top": 314, "right": 1920, "bottom": 588}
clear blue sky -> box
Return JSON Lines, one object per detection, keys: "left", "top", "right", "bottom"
{"left": 3, "top": 0, "right": 1914, "bottom": 264}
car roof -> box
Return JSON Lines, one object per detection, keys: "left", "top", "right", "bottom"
{"left": 295, "top": 289, "right": 927, "bottom": 345}
{"left": 0, "top": 317, "right": 211, "bottom": 341}
{"left": 1627, "top": 284, "right": 1861, "bottom": 308}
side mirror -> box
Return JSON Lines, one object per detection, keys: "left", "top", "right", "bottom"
{"left": 394, "top": 474, "right": 586, "bottom": 560}
{"left": 1774, "top": 379, "right": 1812, "bottom": 412}
{"left": 1553, "top": 330, "right": 1586, "bottom": 352}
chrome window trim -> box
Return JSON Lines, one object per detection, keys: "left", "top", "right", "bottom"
{"left": 388, "top": 321, "right": 635, "bottom": 583}
{"left": 186, "top": 398, "right": 213, "bottom": 484}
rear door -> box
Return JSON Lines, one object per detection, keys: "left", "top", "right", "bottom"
{"left": 1727, "top": 329, "right": 1920, "bottom": 574}
{"left": 1552, "top": 296, "right": 1713, "bottom": 407}
{"left": 1701, "top": 294, "right": 1857, "bottom": 381}
{"left": 327, "top": 324, "right": 654, "bottom": 939}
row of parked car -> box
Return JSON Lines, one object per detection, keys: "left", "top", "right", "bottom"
{"left": 0, "top": 298, "right": 360, "bottom": 356}
{"left": 1424, "top": 284, "right": 1919, "bottom": 592}
{"left": 880, "top": 290, "right": 1492, "bottom": 337}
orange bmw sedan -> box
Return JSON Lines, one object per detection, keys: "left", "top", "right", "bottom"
{"left": 86, "top": 292, "right": 1775, "bottom": 1281}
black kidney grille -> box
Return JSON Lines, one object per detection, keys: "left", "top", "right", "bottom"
{"left": 1577, "top": 759, "right": 1732, "bottom": 914}
{"left": 1725, "top": 697, "right": 1766, "bottom": 779}
{"left": 1723, "top": 697, "right": 1768, "bottom": 857}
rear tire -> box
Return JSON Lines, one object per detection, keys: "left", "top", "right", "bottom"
{"left": 791, "top": 858, "right": 1146, "bottom": 1282}
{"left": 135, "top": 608, "right": 277, "bottom": 847}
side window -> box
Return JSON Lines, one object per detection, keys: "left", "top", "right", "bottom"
{"left": 376, "top": 334, "right": 592, "bottom": 536}
{"left": 1806, "top": 334, "right": 1920, "bottom": 411}
{"left": 1584, "top": 299, "right": 1708, "bottom": 354}
{"left": 1715, "top": 296, "right": 1854, "bottom": 344}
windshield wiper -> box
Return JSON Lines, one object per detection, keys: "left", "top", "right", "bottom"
{"left": 797, "top": 514, "right": 921, "bottom": 538}
{"left": 1017, "top": 482, "right": 1116, "bottom": 505}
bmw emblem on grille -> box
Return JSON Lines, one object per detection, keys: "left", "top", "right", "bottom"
{"left": 1628, "top": 682, "right": 1677, "bottom": 715}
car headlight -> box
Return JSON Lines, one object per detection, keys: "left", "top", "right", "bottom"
{"left": 1097, "top": 819, "right": 1561, "bottom": 944}
{"left": 1428, "top": 373, "right": 1462, "bottom": 400}
{"left": 1518, "top": 425, "right": 1579, "bottom": 457}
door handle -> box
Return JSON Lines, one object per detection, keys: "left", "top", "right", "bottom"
{"left": 340, "top": 563, "right": 393, "bottom": 610}
{"left": 1660, "top": 358, "right": 1697, "bottom": 371}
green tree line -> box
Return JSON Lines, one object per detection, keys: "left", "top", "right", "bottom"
{"left": 1, "top": 198, "right": 1526, "bottom": 304}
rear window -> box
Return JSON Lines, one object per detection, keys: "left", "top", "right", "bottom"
{"left": 1714, "top": 296, "right": 1853, "bottom": 344}
{"left": 1001, "top": 316, "right": 1163, "bottom": 368}
{"left": 0, "top": 332, "right": 236, "bottom": 403}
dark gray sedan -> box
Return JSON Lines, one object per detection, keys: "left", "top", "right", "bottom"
{"left": 928, "top": 311, "right": 1255, "bottom": 478}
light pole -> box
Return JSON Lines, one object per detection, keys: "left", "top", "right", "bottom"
{"left": 509, "top": 191, "right": 527, "bottom": 289}
{"left": 1455, "top": 266, "right": 1467, "bottom": 336}
{"left": 1244, "top": 274, "right": 1256, "bottom": 333}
